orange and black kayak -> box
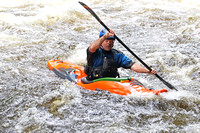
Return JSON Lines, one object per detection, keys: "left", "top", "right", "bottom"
{"left": 48, "top": 59, "right": 168, "bottom": 96}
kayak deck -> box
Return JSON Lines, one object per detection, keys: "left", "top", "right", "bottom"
{"left": 48, "top": 59, "right": 168, "bottom": 95}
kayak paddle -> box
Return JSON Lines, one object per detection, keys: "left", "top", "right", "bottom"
{"left": 79, "top": 1, "right": 177, "bottom": 91}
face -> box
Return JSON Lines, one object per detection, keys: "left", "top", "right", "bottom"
{"left": 101, "top": 39, "right": 114, "bottom": 51}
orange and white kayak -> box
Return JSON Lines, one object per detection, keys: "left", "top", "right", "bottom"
{"left": 47, "top": 59, "right": 168, "bottom": 96}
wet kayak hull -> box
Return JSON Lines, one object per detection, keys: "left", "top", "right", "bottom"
{"left": 48, "top": 60, "right": 168, "bottom": 95}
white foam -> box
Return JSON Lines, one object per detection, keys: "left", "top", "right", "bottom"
{"left": 160, "top": 89, "right": 199, "bottom": 101}
{"left": 67, "top": 47, "right": 87, "bottom": 65}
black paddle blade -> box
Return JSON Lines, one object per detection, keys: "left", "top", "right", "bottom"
{"left": 79, "top": 1, "right": 110, "bottom": 31}
{"left": 162, "top": 80, "right": 177, "bottom": 91}
{"left": 155, "top": 74, "right": 178, "bottom": 91}
{"left": 79, "top": 2, "right": 101, "bottom": 22}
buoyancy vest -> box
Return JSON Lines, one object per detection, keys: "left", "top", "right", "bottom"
{"left": 84, "top": 49, "right": 119, "bottom": 80}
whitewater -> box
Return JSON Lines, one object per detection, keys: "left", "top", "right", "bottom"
{"left": 0, "top": 0, "right": 199, "bottom": 132}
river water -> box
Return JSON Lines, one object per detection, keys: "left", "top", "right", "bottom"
{"left": 0, "top": 0, "right": 199, "bottom": 132}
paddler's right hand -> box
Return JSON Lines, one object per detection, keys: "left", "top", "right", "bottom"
{"left": 104, "top": 29, "right": 115, "bottom": 39}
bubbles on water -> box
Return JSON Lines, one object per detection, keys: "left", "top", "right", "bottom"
{"left": 14, "top": 81, "right": 82, "bottom": 132}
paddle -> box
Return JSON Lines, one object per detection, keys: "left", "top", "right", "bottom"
{"left": 79, "top": 1, "right": 177, "bottom": 91}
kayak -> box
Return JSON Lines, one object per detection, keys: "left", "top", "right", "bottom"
{"left": 47, "top": 59, "right": 168, "bottom": 95}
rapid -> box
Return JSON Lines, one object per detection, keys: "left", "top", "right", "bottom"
{"left": 0, "top": 0, "right": 199, "bottom": 132}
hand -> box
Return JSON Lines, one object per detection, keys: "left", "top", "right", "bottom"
{"left": 148, "top": 68, "right": 157, "bottom": 75}
{"left": 105, "top": 29, "right": 114, "bottom": 38}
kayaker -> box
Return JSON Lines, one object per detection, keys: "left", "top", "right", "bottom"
{"left": 84, "top": 29, "right": 157, "bottom": 80}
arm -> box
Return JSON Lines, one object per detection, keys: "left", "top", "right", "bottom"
{"left": 89, "top": 29, "right": 114, "bottom": 53}
{"left": 131, "top": 63, "right": 157, "bottom": 74}
{"left": 89, "top": 35, "right": 107, "bottom": 53}
{"left": 113, "top": 49, "right": 156, "bottom": 74}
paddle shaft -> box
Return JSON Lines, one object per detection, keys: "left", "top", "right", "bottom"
{"left": 79, "top": 1, "right": 177, "bottom": 91}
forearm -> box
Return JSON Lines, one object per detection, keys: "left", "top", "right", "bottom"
{"left": 131, "top": 63, "right": 157, "bottom": 74}
{"left": 131, "top": 63, "right": 150, "bottom": 73}
{"left": 89, "top": 36, "right": 106, "bottom": 53}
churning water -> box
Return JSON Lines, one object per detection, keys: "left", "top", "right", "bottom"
{"left": 0, "top": 0, "right": 199, "bottom": 132}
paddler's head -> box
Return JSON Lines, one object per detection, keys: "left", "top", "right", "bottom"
{"left": 99, "top": 29, "right": 115, "bottom": 51}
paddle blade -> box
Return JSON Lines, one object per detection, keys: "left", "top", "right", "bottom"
{"left": 79, "top": 2, "right": 101, "bottom": 22}
{"left": 155, "top": 74, "right": 177, "bottom": 91}
{"left": 163, "top": 80, "right": 177, "bottom": 91}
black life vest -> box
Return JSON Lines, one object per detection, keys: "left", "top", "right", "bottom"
{"left": 84, "top": 49, "right": 119, "bottom": 80}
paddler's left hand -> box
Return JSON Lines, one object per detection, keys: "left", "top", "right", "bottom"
{"left": 148, "top": 68, "right": 157, "bottom": 75}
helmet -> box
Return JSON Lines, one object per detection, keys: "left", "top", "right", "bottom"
{"left": 99, "top": 29, "right": 115, "bottom": 40}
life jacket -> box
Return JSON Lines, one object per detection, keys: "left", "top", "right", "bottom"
{"left": 84, "top": 48, "right": 119, "bottom": 80}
